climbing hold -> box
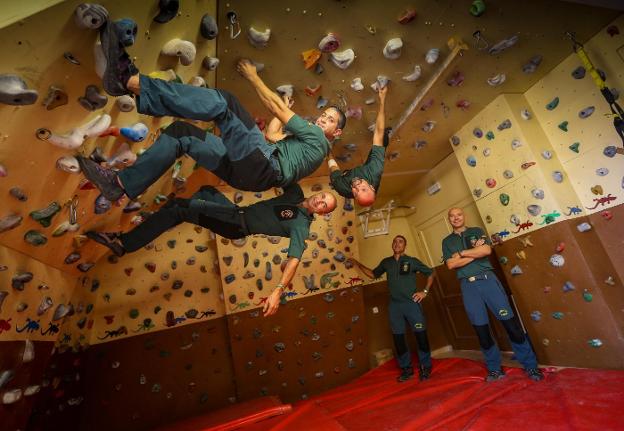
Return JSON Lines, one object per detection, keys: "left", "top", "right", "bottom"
{"left": 596, "top": 167, "right": 609, "bottom": 177}
{"left": 52, "top": 303, "right": 73, "bottom": 321}
{"left": 562, "top": 281, "right": 575, "bottom": 292}
{"left": 9, "top": 187, "right": 27, "bottom": 202}
{"left": 447, "top": 71, "right": 465, "bottom": 87}
{"left": 604, "top": 276, "right": 615, "bottom": 286}
{"left": 603, "top": 146, "right": 617, "bottom": 158}
{"left": 74, "top": 3, "right": 108, "bottom": 29}
{"left": 272, "top": 255, "right": 282, "bottom": 265}
{"left": 498, "top": 119, "right": 512, "bottom": 131}
{"left": 77, "top": 262, "right": 94, "bottom": 272}
{"left": 425, "top": 48, "right": 440, "bottom": 64}
{"left": 248, "top": 27, "right": 271, "bottom": 49}
{"left": 558, "top": 121, "right": 569, "bottom": 132}
{"left": 24, "top": 230, "right": 47, "bottom": 246}
{"left": 161, "top": 39, "right": 196, "bottom": 65}
{"left": 398, "top": 7, "right": 417, "bottom": 23}
{"left": 383, "top": 38, "right": 403, "bottom": 59}
{"left": 540, "top": 150, "right": 552, "bottom": 161}
{"left": 450, "top": 135, "right": 460, "bottom": 146}
{"left": 30, "top": 202, "right": 61, "bottom": 227}
{"left": 499, "top": 193, "right": 510, "bottom": 206}
{"left": 171, "top": 280, "right": 183, "bottom": 290}
{"left": 200, "top": 14, "right": 218, "bottom": 39}
{"left": 40, "top": 114, "right": 111, "bottom": 149}
{"left": 371, "top": 75, "right": 390, "bottom": 92}
{"left": 0, "top": 74, "right": 39, "bottom": 106}
{"left": 473, "top": 128, "right": 483, "bottom": 138}
{"left": 202, "top": 56, "right": 220, "bottom": 71}
{"left": 116, "top": 95, "right": 135, "bottom": 112}
{"left": 421, "top": 120, "right": 436, "bottom": 133}
{"left": 522, "top": 55, "right": 542, "bottom": 74}
{"left": 571, "top": 66, "right": 586, "bottom": 79}
{"left": 552, "top": 171, "right": 564, "bottom": 183}
{"left": 591, "top": 185, "right": 603, "bottom": 195}
{"left": 549, "top": 254, "right": 565, "bottom": 267}
{"left": 510, "top": 265, "right": 523, "bottom": 275}
{"left": 499, "top": 256, "right": 508, "bottom": 265}
{"left": 521, "top": 161, "right": 536, "bottom": 170}
{"left": 578, "top": 106, "right": 595, "bottom": 119}
{"left": 486, "top": 73, "right": 506, "bottom": 87}
{"left": 485, "top": 131, "right": 495, "bottom": 140}
{"left": 502, "top": 170, "right": 513, "bottom": 179}
{"left": 120, "top": 123, "right": 148, "bottom": 142}
{"left": 527, "top": 205, "right": 541, "bottom": 216}
{"left": 456, "top": 99, "right": 471, "bottom": 110}
{"left": 601, "top": 210, "right": 613, "bottom": 220}
{"left": 318, "top": 33, "right": 340, "bottom": 53}
{"left": 516, "top": 250, "right": 526, "bottom": 260}
{"left": 576, "top": 222, "right": 592, "bottom": 232}
{"left": 304, "top": 84, "right": 322, "bottom": 97}
{"left": 265, "top": 262, "right": 272, "bottom": 281}
{"left": 588, "top": 338, "right": 603, "bottom": 348}
{"left": 545, "top": 97, "right": 559, "bottom": 110}
{"left": 42, "top": 86, "right": 68, "bottom": 110}
{"left": 583, "top": 290, "right": 593, "bottom": 302}
{"left": 530, "top": 311, "right": 541, "bottom": 322}
{"left": 189, "top": 76, "right": 206, "bottom": 87}
{"left": 552, "top": 312, "right": 564, "bottom": 320}
{"left": 403, "top": 65, "right": 422, "bottom": 82}
{"left": 129, "top": 309, "right": 139, "bottom": 319}
{"left": 485, "top": 178, "right": 496, "bottom": 188}
{"left": 153, "top": 0, "right": 178, "bottom": 23}
{"left": 488, "top": 35, "right": 519, "bottom": 55}
{"left": 64, "top": 252, "right": 81, "bottom": 264}
{"left": 94, "top": 194, "right": 111, "bottom": 214}
{"left": 470, "top": 0, "right": 486, "bottom": 16}
{"left": 330, "top": 49, "right": 355, "bottom": 69}
{"left": 11, "top": 272, "right": 33, "bottom": 291}
{"left": 316, "top": 96, "right": 328, "bottom": 109}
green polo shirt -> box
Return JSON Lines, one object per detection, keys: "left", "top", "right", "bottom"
{"left": 372, "top": 255, "right": 433, "bottom": 303}
{"left": 330, "top": 146, "right": 385, "bottom": 198}
{"left": 442, "top": 226, "right": 493, "bottom": 279}
{"left": 276, "top": 115, "right": 330, "bottom": 186}
{"left": 243, "top": 184, "right": 313, "bottom": 259}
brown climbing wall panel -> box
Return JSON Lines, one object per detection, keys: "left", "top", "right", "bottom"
{"left": 0, "top": 341, "right": 55, "bottom": 431}
{"left": 31, "top": 317, "right": 235, "bottom": 431}
{"left": 494, "top": 215, "right": 624, "bottom": 369}
{"left": 229, "top": 285, "right": 367, "bottom": 403}
{"left": 215, "top": 0, "right": 617, "bottom": 176}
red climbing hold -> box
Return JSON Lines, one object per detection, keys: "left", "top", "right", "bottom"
{"left": 601, "top": 210, "right": 613, "bottom": 221}
{"left": 555, "top": 242, "right": 565, "bottom": 253}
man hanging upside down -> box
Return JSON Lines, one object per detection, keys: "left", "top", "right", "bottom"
{"left": 87, "top": 184, "right": 337, "bottom": 317}
{"left": 327, "top": 86, "right": 390, "bottom": 207}
{"left": 78, "top": 20, "right": 346, "bottom": 201}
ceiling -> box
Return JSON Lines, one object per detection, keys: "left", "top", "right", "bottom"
{"left": 215, "top": 0, "right": 619, "bottom": 206}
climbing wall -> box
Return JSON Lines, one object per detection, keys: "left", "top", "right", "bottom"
{"left": 0, "top": 0, "right": 218, "bottom": 276}
{"left": 525, "top": 14, "right": 624, "bottom": 217}
{"left": 228, "top": 285, "right": 367, "bottom": 403}
{"left": 214, "top": 0, "right": 618, "bottom": 177}
{"left": 218, "top": 179, "right": 360, "bottom": 313}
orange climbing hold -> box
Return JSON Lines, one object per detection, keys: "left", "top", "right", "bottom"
{"left": 305, "top": 84, "right": 322, "bottom": 97}
{"left": 301, "top": 48, "right": 321, "bottom": 69}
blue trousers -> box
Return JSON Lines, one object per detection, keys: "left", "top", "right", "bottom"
{"left": 389, "top": 301, "right": 432, "bottom": 369}
{"left": 461, "top": 272, "right": 538, "bottom": 371}
{"left": 118, "top": 75, "right": 280, "bottom": 196}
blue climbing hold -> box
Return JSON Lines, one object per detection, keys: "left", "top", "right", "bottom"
{"left": 578, "top": 106, "right": 595, "bottom": 119}
{"left": 562, "top": 281, "right": 575, "bottom": 292}
{"left": 545, "top": 97, "right": 559, "bottom": 111}
{"left": 473, "top": 127, "right": 483, "bottom": 138}
{"left": 603, "top": 146, "right": 617, "bottom": 158}
{"left": 571, "top": 66, "right": 585, "bottom": 79}
{"left": 120, "top": 123, "right": 148, "bottom": 142}
{"left": 530, "top": 311, "right": 542, "bottom": 322}
{"left": 466, "top": 155, "right": 477, "bottom": 167}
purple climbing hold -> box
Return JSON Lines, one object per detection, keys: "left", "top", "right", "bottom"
{"left": 77, "top": 262, "right": 95, "bottom": 272}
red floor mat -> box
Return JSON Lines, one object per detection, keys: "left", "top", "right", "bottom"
{"left": 242, "top": 358, "right": 624, "bottom": 431}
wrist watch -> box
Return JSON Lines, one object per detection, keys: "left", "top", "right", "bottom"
{"left": 274, "top": 283, "right": 285, "bottom": 293}
{"left": 423, "top": 289, "right": 429, "bottom": 295}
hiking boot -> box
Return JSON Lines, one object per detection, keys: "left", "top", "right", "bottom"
{"left": 397, "top": 367, "right": 414, "bottom": 383}
{"left": 76, "top": 156, "right": 124, "bottom": 201}
{"left": 485, "top": 369, "right": 506, "bottom": 382}
{"left": 86, "top": 231, "right": 126, "bottom": 257}
{"left": 99, "top": 21, "right": 139, "bottom": 96}
{"left": 526, "top": 368, "right": 544, "bottom": 382}
{"left": 419, "top": 365, "right": 432, "bottom": 381}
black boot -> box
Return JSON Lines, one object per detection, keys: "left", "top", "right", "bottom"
{"left": 397, "top": 367, "right": 414, "bottom": 383}
{"left": 419, "top": 365, "right": 432, "bottom": 381}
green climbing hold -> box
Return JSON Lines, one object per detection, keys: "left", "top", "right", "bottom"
{"left": 154, "top": 194, "right": 168, "bottom": 204}
{"left": 499, "top": 193, "right": 510, "bottom": 206}
{"left": 29, "top": 202, "right": 61, "bottom": 227}
{"left": 558, "top": 121, "right": 569, "bottom": 132}
{"left": 546, "top": 96, "right": 559, "bottom": 110}
{"left": 588, "top": 338, "right": 602, "bottom": 348}
{"left": 552, "top": 311, "right": 564, "bottom": 320}
{"left": 129, "top": 308, "right": 139, "bottom": 319}
{"left": 485, "top": 131, "right": 495, "bottom": 140}
{"left": 499, "top": 256, "right": 508, "bottom": 265}
{"left": 469, "top": 0, "right": 486, "bottom": 16}
{"left": 569, "top": 142, "right": 580, "bottom": 153}
{"left": 583, "top": 290, "right": 593, "bottom": 302}
{"left": 24, "top": 230, "right": 47, "bottom": 246}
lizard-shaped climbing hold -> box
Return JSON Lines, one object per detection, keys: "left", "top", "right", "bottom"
{"left": 513, "top": 221, "right": 533, "bottom": 233}
{"left": 585, "top": 194, "right": 617, "bottom": 210}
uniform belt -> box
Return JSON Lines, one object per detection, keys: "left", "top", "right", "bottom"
{"left": 466, "top": 273, "right": 489, "bottom": 282}
{"left": 269, "top": 153, "right": 285, "bottom": 186}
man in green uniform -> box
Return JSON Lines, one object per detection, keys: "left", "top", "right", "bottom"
{"left": 87, "top": 184, "right": 336, "bottom": 317}
{"left": 442, "top": 207, "right": 544, "bottom": 382}
{"left": 79, "top": 21, "right": 346, "bottom": 200}
{"left": 327, "top": 86, "right": 390, "bottom": 207}
{"left": 351, "top": 235, "right": 435, "bottom": 382}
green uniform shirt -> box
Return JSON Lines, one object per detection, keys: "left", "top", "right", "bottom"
{"left": 243, "top": 184, "right": 313, "bottom": 259}
{"left": 372, "top": 255, "right": 433, "bottom": 303}
{"left": 276, "top": 115, "right": 330, "bottom": 186}
{"left": 329, "top": 146, "right": 386, "bottom": 198}
{"left": 442, "top": 226, "right": 494, "bottom": 279}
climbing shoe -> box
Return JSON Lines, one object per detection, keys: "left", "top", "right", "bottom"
{"left": 397, "top": 367, "right": 414, "bottom": 383}
{"left": 526, "top": 368, "right": 544, "bottom": 382}
{"left": 99, "top": 21, "right": 139, "bottom": 96}
{"left": 76, "top": 156, "right": 124, "bottom": 201}
{"left": 485, "top": 369, "right": 506, "bottom": 382}
{"left": 86, "top": 231, "right": 126, "bottom": 257}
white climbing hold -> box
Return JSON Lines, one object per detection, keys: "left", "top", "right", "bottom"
{"left": 330, "top": 49, "right": 355, "bottom": 69}
{"left": 276, "top": 84, "right": 294, "bottom": 98}
{"left": 370, "top": 75, "right": 390, "bottom": 91}
{"left": 318, "top": 33, "right": 340, "bottom": 53}
{"left": 511, "top": 139, "right": 523, "bottom": 150}
{"left": 202, "top": 56, "right": 219, "bottom": 70}
{"left": 425, "top": 48, "right": 439, "bottom": 64}
{"left": 402, "top": 65, "right": 422, "bottom": 81}
{"left": 487, "top": 73, "right": 506, "bottom": 86}
{"left": 383, "top": 38, "right": 403, "bottom": 59}
{"left": 56, "top": 156, "right": 81, "bottom": 174}
{"left": 161, "top": 39, "right": 196, "bottom": 66}
{"left": 188, "top": 76, "right": 206, "bottom": 87}
{"left": 108, "top": 142, "right": 136, "bottom": 168}
{"left": 520, "top": 108, "right": 532, "bottom": 120}
{"left": 350, "top": 77, "right": 364, "bottom": 92}
{"left": 248, "top": 26, "right": 271, "bottom": 49}
{"left": 44, "top": 114, "right": 111, "bottom": 150}
{"left": 116, "top": 95, "right": 135, "bottom": 112}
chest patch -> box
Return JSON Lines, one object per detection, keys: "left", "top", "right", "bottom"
{"left": 274, "top": 205, "right": 298, "bottom": 221}
{"left": 399, "top": 260, "right": 411, "bottom": 274}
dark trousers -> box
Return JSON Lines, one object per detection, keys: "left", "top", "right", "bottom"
{"left": 120, "top": 186, "right": 246, "bottom": 252}
{"left": 118, "top": 75, "right": 281, "bottom": 197}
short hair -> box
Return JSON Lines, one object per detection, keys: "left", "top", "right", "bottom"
{"left": 328, "top": 105, "right": 347, "bottom": 130}
{"left": 393, "top": 234, "right": 407, "bottom": 245}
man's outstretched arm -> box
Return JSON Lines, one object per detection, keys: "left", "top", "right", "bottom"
{"left": 263, "top": 257, "right": 299, "bottom": 317}
{"left": 372, "top": 86, "right": 387, "bottom": 147}
{"left": 237, "top": 59, "right": 295, "bottom": 125}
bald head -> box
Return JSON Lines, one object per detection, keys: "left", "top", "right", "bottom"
{"left": 351, "top": 178, "right": 376, "bottom": 207}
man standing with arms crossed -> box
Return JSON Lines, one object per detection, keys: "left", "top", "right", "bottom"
{"left": 351, "top": 235, "right": 434, "bottom": 382}
{"left": 442, "top": 207, "right": 544, "bottom": 382}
